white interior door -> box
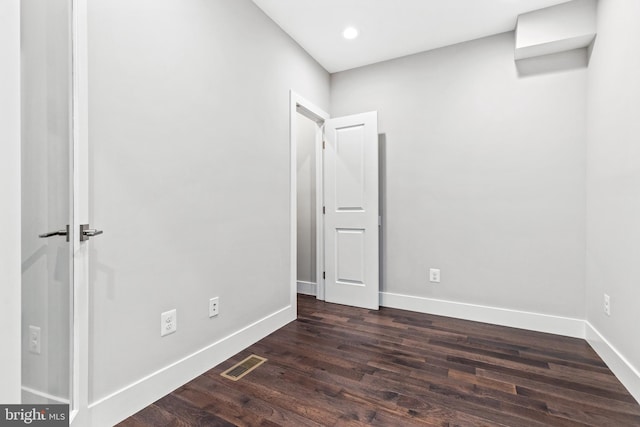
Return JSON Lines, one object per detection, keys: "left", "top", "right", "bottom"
{"left": 323, "top": 112, "right": 379, "bottom": 310}
{"left": 20, "top": 1, "right": 92, "bottom": 422}
{"left": 21, "top": 0, "right": 73, "bottom": 406}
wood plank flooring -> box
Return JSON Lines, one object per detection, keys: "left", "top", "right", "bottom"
{"left": 118, "top": 295, "right": 640, "bottom": 426}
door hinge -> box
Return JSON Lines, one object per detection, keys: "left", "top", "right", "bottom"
{"left": 323, "top": 206, "right": 326, "bottom": 214}
{"left": 322, "top": 140, "right": 326, "bottom": 149}
{"left": 323, "top": 272, "right": 326, "bottom": 280}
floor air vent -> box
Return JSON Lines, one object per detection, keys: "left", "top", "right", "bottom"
{"left": 220, "top": 354, "right": 267, "bottom": 381}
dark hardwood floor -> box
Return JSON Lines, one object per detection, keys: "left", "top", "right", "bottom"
{"left": 118, "top": 295, "right": 640, "bottom": 426}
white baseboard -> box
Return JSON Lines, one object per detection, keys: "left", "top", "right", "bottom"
{"left": 585, "top": 322, "right": 640, "bottom": 404}
{"left": 88, "top": 304, "right": 296, "bottom": 427}
{"left": 379, "top": 292, "right": 585, "bottom": 338}
{"left": 21, "top": 386, "right": 70, "bottom": 405}
{"left": 297, "top": 280, "right": 316, "bottom": 296}
{"left": 380, "top": 292, "right": 640, "bottom": 404}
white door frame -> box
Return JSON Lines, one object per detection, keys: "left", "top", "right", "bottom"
{"left": 70, "top": 0, "right": 90, "bottom": 423}
{"left": 1, "top": 0, "right": 22, "bottom": 404}
{"left": 289, "top": 91, "right": 329, "bottom": 306}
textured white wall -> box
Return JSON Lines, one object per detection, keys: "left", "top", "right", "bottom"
{"left": 87, "top": 0, "right": 329, "bottom": 403}
{"left": 331, "top": 32, "right": 587, "bottom": 319}
{"left": 296, "top": 114, "right": 317, "bottom": 284}
{"left": 586, "top": 0, "right": 640, "bottom": 381}
{"left": 0, "top": 0, "right": 22, "bottom": 404}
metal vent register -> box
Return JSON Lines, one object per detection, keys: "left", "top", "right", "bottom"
{"left": 220, "top": 355, "right": 267, "bottom": 381}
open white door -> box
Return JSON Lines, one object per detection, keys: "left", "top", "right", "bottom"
{"left": 323, "top": 112, "right": 379, "bottom": 310}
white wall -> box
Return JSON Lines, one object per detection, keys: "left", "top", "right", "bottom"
{"left": 86, "top": 0, "right": 329, "bottom": 420}
{"left": 586, "top": 0, "right": 640, "bottom": 398}
{"left": 0, "top": 0, "right": 22, "bottom": 405}
{"left": 331, "top": 32, "right": 587, "bottom": 321}
{"left": 296, "top": 113, "right": 317, "bottom": 284}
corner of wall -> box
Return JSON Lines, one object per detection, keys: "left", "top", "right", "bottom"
{"left": 584, "top": 0, "right": 640, "bottom": 407}
{"left": 585, "top": 322, "right": 640, "bottom": 404}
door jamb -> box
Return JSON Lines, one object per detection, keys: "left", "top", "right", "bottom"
{"left": 289, "top": 91, "right": 329, "bottom": 307}
{"left": 70, "top": 0, "right": 89, "bottom": 423}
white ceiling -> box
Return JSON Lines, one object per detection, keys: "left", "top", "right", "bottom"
{"left": 252, "top": 0, "right": 572, "bottom": 73}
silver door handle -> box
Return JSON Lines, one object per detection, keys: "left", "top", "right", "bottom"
{"left": 39, "top": 229, "right": 67, "bottom": 238}
{"left": 80, "top": 224, "right": 103, "bottom": 241}
{"left": 39, "top": 225, "right": 70, "bottom": 242}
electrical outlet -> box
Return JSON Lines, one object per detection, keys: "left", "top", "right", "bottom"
{"left": 29, "top": 325, "right": 41, "bottom": 354}
{"left": 161, "top": 309, "right": 177, "bottom": 337}
{"left": 429, "top": 268, "right": 441, "bottom": 283}
{"left": 604, "top": 294, "right": 611, "bottom": 316}
{"left": 209, "top": 297, "right": 219, "bottom": 318}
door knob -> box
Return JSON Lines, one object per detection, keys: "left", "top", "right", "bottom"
{"left": 39, "top": 225, "right": 70, "bottom": 242}
{"left": 80, "top": 224, "right": 104, "bottom": 241}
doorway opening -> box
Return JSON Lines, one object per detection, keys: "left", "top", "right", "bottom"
{"left": 289, "top": 91, "right": 329, "bottom": 310}
{"left": 296, "top": 112, "right": 320, "bottom": 297}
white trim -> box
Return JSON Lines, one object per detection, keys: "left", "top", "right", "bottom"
{"left": 314, "top": 118, "right": 325, "bottom": 301}
{"left": 296, "top": 280, "right": 317, "bottom": 296}
{"left": 585, "top": 322, "right": 640, "bottom": 404}
{"left": 0, "top": 0, "right": 22, "bottom": 404}
{"left": 289, "top": 90, "right": 329, "bottom": 307}
{"left": 21, "top": 386, "right": 70, "bottom": 405}
{"left": 71, "top": 0, "right": 90, "bottom": 424}
{"left": 380, "top": 292, "right": 585, "bottom": 338}
{"left": 87, "top": 304, "right": 295, "bottom": 426}
{"left": 289, "top": 92, "right": 298, "bottom": 315}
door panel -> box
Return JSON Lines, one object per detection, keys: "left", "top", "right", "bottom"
{"left": 335, "top": 125, "right": 366, "bottom": 210}
{"left": 324, "top": 112, "right": 379, "bottom": 309}
{"left": 336, "top": 228, "right": 366, "bottom": 285}
{"left": 21, "top": 0, "right": 73, "bottom": 405}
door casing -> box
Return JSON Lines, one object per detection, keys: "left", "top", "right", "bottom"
{"left": 290, "top": 91, "right": 329, "bottom": 306}
{"left": 70, "top": 0, "right": 90, "bottom": 423}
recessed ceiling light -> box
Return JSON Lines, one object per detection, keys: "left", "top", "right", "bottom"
{"left": 342, "top": 27, "right": 359, "bottom": 40}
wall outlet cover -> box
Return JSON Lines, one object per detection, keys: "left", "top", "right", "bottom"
{"left": 161, "top": 309, "right": 177, "bottom": 336}
{"left": 429, "top": 268, "right": 441, "bottom": 283}
{"left": 604, "top": 294, "right": 611, "bottom": 316}
{"left": 29, "top": 325, "right": 41, "bottom": 354}
{"left": 209, "top": 297, "right": 219, "bottom": 318}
